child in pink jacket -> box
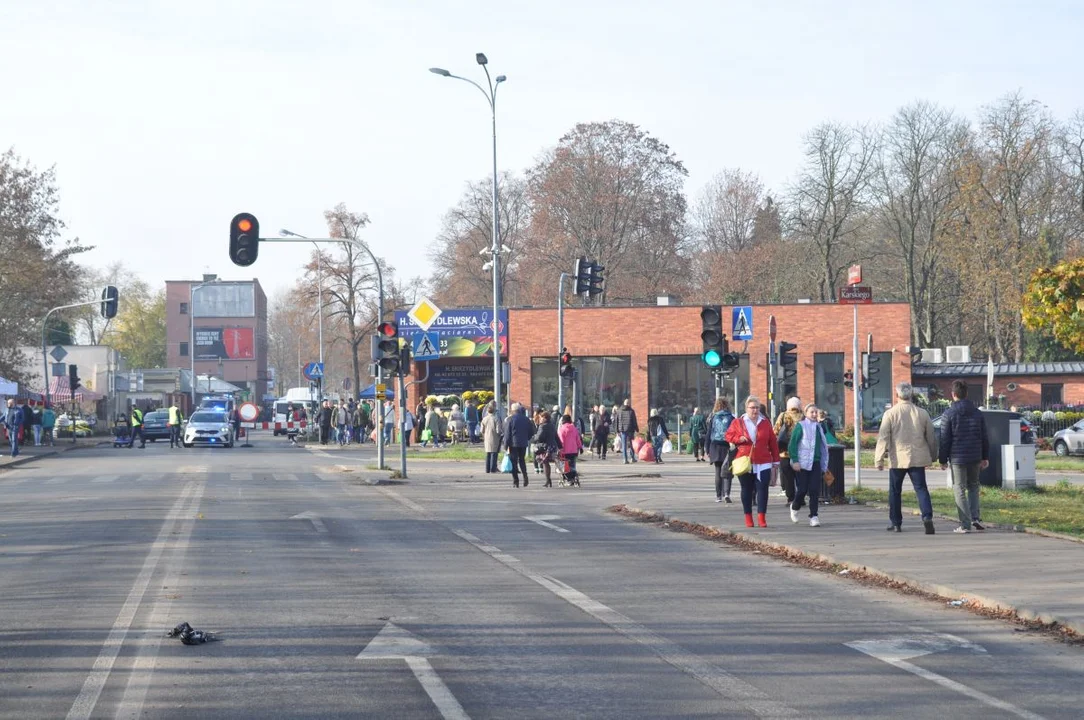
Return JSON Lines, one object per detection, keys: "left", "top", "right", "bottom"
{"left": 557, "top": 414, "right": 583, "bottom": 485}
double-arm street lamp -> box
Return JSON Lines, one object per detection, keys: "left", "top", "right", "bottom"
{"left": 430, "top": 53, "right": 507, "bottom": 415}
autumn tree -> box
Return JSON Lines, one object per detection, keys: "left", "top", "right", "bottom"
{"left": 526, "top": 120, "right": 690, "bottom": 303}
{"left": 428, "top": 173, "right": 530, "bottom": 307}
{"left": 73, "top": 262, "right": 140, "bottom": 345}
{"left": 0, "top": 149, "right": 89, "bottom": 387}
{"left": 1022, "top": 257, "right": 1084, "bottom": 354}
{"left": 102, "top": 278, "right": 166, "bottom": 369}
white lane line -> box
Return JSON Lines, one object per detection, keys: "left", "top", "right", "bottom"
{"left": 523, "top": 515, "right": 570, "bottom": 533}
{"left": 46, "top": 477, "right": 69, "bottom": 485}
{"left": 66, "top": 480, "right": 202, "bottom": 720}
{"left": 290, "top": 511, "right": 329, "bottom": 534}
{"left": 404, "top": 657, "right": 470, "bottom": 720}
{"left": 372, "top": 488, "right": 794, "bottom": 718}
{"left": 230, "top": 472, "right": 253, "bottom": 482}
{"left": 114, "top": 480, "right": 205, "bottom": 719}
{"left": 885, "top": 660, "right": 1045, "bottom": 720}
{"left": 91, "top": 475, "right": 118, "bottom": 484}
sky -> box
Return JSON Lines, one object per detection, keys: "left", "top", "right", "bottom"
{"left": 2, "top": 0, "right": 1082, "bottom": 304}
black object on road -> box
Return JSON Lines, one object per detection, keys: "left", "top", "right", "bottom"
{"left": 166, "top": 621, "right": 216, "bottom": 645}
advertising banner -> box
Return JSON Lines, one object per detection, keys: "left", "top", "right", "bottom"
{"left": 394, "top": 308, "right": 508, "bottom": 358}
{"left": 429, "top": 364, "right": 495, "bottom": 394}
{"left": 195, "top": 327, "right": 255, "bottom": 360}
{"left": 192, "top": 283, "right": 255, "bottom": 317}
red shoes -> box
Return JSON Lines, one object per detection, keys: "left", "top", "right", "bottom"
{"left": 744, "top": 513, "right": 754, "bottom": 528}
{"left": 757, "top": 513, "right": 767, "bottom": 528}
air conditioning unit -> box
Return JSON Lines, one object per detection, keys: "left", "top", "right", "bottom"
{"left": 945, "top": 345, "right": 971, "bottom": 363}
{"left": 920, "top": 348, "right": 943, "bottom": 364}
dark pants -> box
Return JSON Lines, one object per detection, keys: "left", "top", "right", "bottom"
{"left": 509, "top": 446, "right": 529, "bottom": 483}
{"left": 779, "top": 461, "right": 796, "bottom": 502}
{"left": 129, "top": 426, "right": 144, "bottom": 448}
{"left": 738, "top": 468, "right": 771, "bottom": 514}
{"left": 888, "top": 467, "right": 934, "bottom": 527}
{"left": 320, "top": 424, "right": 330, "bottom": 444}
{"left": 169, "top": 425, "right": 180, "bottom": 447}
{"left": 793, "top": 467, "right": 822, "bottom": 518}
{"left": 694, "top": 438, "right": 704, "bottom": 460}
{"left": 596, "top": 432, "right": 609, "bottom": 458}
{"left": 486, "top": 451, "right": 499, "bottom": 473}
{"left": 714, "top": 462, "right": 732, "bottom": 499}
{"left": 565, "top": 454, "right": 578, "bottom": 480}
{"left": 621, "top": 432, "right": 637, "bottom": 463}
{"left": 468, "top": 422, "right": 478, "bottom": 443}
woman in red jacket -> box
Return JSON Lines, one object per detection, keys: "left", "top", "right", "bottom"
{"left": 725, "top": 395, "right": 781, "bottom": 528}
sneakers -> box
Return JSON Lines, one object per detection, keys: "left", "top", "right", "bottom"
{"left": 923, "top": 519, "right": 936, "bottom": 535}
{"left": 953, "top": 526, "right": 970, "bottom": 534}
{"left": 972, "top": 521, "right": 985, "bottom": 531}
{"left": 886, "top": 524, "right": 902, "bottom": 532}
{"left": 724, "top": 496, "right": 732, "bottom": 504}
{"left": 810, "top": 516, "right": 821, "bottom": 527}
{"left": 789, "top": 507, "right": 799, "bottom": 523}
{"left": 715, "top": 496, "right": 722, "bottom": 503}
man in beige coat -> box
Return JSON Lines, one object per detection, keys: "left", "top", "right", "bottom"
{"left": 874, "top": 382, "right": 937, "bottom": 534}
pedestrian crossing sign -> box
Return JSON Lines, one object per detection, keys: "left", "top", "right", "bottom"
{"left": 732, "top": 306, "right": 753, "bottom": 340}
{"left": 412, "top": 331, "right": 440, "bottom": 361}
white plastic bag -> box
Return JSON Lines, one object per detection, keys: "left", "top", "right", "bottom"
{"left": 662, "top": 439, "right": 673, "bottom": 454}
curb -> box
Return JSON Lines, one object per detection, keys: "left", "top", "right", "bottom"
{"left": 0, "top": 442, "right": 96, "bottom": 470}
{"left": 608, "top": 504, "right": 1083, "bottom": 642}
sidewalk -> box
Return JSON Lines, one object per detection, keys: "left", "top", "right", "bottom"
{"left": 611, "top": 487, "right": 1084, "bottom": 636}
{"left": 0, "top": 439, "right": 98, "bottom": 468}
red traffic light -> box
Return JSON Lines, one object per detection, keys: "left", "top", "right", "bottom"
{"left": 560, "top": 352, "right": 571, "bottom": 365}
{"left": 237, "top": 218, "right": 253, "bottom": 232}
{"left": 377, "top": 321, "right": 398, "bottom": 337}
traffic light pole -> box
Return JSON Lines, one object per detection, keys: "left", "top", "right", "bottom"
{"left": 853, "top": 303, "right": 861, "bottom": 489}
{"left": 557, "top": 272, "right": 569, "bottom": 415}
{"left": 40, "top": 299, "right": 106, "bottom": 407}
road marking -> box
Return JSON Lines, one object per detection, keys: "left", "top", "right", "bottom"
{"left": 357, "top": 622, "right": 469, "bottom": 720}
{"left": 230, "top": 472, "right": 252, "bottom": 482}
{"left": 114, "top": 479, "right": 205, "bottom": 719}
{"left": 66, "top": 479, "right": 205, "bottom": 720}
{"left": 845, "top": 634, "right": 1045, "bottom": 720}
{"left": 45, "top": 477, "right": 68, "bottom": 485}
{"left": 290, "top": 511, "right": 328, "bottom": 533}
{"left": 276, "top": 472, "right": 298, "bottom": 482}
{"left": 91, "top": 475, "right": 117, "bottom": 484}
{"left": 176, "top": 465, "right": 209, "bottom": 474}
{"left": 523, "top": 515, "right": 570, "bottom": 533}
{"left": 371, "top": 488, "right": 794, "bottom": 717}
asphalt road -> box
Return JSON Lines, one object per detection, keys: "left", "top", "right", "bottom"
{"left": 1, "top": 435, "right": 1081, "bottom": 719}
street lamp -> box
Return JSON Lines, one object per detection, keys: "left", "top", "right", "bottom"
{"left": 280, "top": 229, "right": 324, "bottom": 369}
{"left": 430, "top": 53, "right": 507, "bottom": 416}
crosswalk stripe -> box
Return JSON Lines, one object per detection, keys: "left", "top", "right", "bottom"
{"left": 276, "top": 473, "right": 298, "bottom": 482}
{"left": 230, "top": 473, "right": 253, "bottom": 482}
{"left": 91, "top": 475, "right": 118, "bottom": 484}
{"left": 177, "top": 465, "right": 209, "bottom": 474}
{"left": 45, "top": 477, "right": 68, "bottom": 485}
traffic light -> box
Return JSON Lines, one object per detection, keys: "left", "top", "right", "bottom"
{"left": 573, "top": 257, "right": 591, "bottom": 295}
{"left": 587, "top": 262, "right": 605, "bottom": 298}
{"left": 376, "top": 321, "right": 400, "bottom": 374}
{"left": 720, "top": 351, "right": 741, "bottom": 371}
{"left": 229, "top": 212, "right": 260, "bottom": 267}
{"left": 69, "top": 364, "right": 80, "bottom": 391}
{"left": 778, "top": 341, "right": 798, "bottom": 380}
{"left": 700, "top": 305, "right": 725, "bottom": 368}
{"left": 101, "top": 285, "right": 119, "bottom": 319}
{"left": 560, "top": 348, "right": 574, "bottom": 378}
{"left": 843, "top": 370, "right": 854, "bottom": 389}
{"left": 399, "top": 344, "right": 412, "bottom": 376}
{"left": 862, "top": 354, "right": 881, "bottom": 388}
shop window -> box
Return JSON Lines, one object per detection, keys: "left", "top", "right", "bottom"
{"left": 180, "top": 342, "right": 189, "bottom": 357}
{"left": 814, "top": 353, "right": 845, "bottom": 430}
{"left": 648, "top": 355, "right": 748, "bottom": 429}
{"left": 1041, "top": 383, "right": 1064, "bottom": 408}
{"left": 531, "top": 356, "right": 630, "bottom": 419}
{"left": 860, "top": 352, "right": 893, "bottom": 431}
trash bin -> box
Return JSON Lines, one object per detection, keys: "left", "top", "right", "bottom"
{"left": 979, "top": 410, "right": 1022, "bottom": 487}
{"left": 822, "top": 444, "right": 846, "bottom": 503}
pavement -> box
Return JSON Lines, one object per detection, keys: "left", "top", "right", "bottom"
{"left": 0, "top": 438, "right": 99, "bottom": 467}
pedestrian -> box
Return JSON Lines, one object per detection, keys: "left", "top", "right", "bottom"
{"left": 531, "top": 410, "right": 559, "bottom": 487}
{"left": 788, "top": 403, "right": 830, "bottom": 527}
{"left": 402, "top": 407, "right": 414, "bottom": 447}
{"left": 41, "top": 404, "right": 56, "bottom": 447}
{"left": 689, "top": 406, "right": 706, "bottom": 462}
{"left": 129, "top": 404, "right": 145, "bottom": 449}
{"left": 592, "top": 407, "right": 611, "bottom": 460}
{"left": 231, "top": 406, "right": 241, "bottom": 444}
{"left": 20, "top": 401, "right": 32, "bottom": 448}
{"left": 448, "top": 404, "right": 465, "bottom": 444}
{"left": 30, "top": 404, "right": 42, "bottom": 446}
{"left": 318, "top": 400, "right": 333, "bottom": 445}
{"left": 336, "top": 401, "right": 349, "bottom": 446}
{"left": 382, "top": 400, "right": 395, "bottom": 445}
{"left": 874, "top": 382, "right": 938, "bottom": 534}
{"left": 774, "top": 397, "right": 803, "bottom": 504}
{"left": 481, "top": 402, "right": 502, "bottom": 473}
{"left": 938, "top": 380, "right": 990, "bottom": 534}
{"left": 415, "top": 401, "right": 427, "bottom": 444}
{"left": 352, "top": 402, "right": 364, "bottom": 444}
{"left": 614, "top": 398, "right": 640, "bottom": 464}
{"left": 725, "top": 395, "right": 781, "bottom": 528}
{"left": 557, "top": 412, "right": 584, "bottom": 485}
{"left": 647, "top": 409, "right": 668, "bottom": 463}
{"left": 167, "top": 402, "right": 184, "bottom": 448}
{"left": 588, "top": 405, "right": 600, "bottom": 454}
{"left": 502, "top": 403, "right": 534, "bottom": 488}
{"left": 3, "top": 399, "right": 24, "bottom": 457}
{"left": 465, "top": 399, "right": 480, "bottom": 443}
{"left": 705, "top": 397, "right": 736, "bottom": 503}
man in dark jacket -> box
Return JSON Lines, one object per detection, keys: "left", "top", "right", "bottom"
{"left": 3, "top": 399, "right": 24, "bottom": 456}
{"left": 502, "top": 403, "right": 535, "bottom": 488}
{"left": 614, "top": 399, "right": 639, "bottom": 464}
{"left": 318, "top": 400, "right": 333, "bottom": 445}
{"left": 938, "top": 380, "right": 990, "bottom": 533}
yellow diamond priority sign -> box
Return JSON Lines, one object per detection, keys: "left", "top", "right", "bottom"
{"left": 407, "top": 297, "right": 442, "bottom": 331}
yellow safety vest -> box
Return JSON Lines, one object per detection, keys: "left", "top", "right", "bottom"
{"left": 168, "top": 406, "right": 182, "bottom": 426}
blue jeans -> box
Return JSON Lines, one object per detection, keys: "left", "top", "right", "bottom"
{"left": 793, "top": 466, "right": 822, "bottom": 518}
{"left": 888, "top": 467, "right": 934, "bottom": 526}
{"left": 8, "top": 429, "right": 18, "bottom": 456}
{"left": 468, "top": 422, "right": 479, "bottom": 443}
{"left": 622, "top": 432, "right": 637, "bottom": 462}
{"left": 652, "top": 435, "right": 664, "bottom": 462}
{"left": 383, "top": 423, "right": 394, "bottom": 445}
{"left": 738, "top": 467, "right": 771, "bottom": 514}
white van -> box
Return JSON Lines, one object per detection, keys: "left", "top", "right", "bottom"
{"left": 273, "top": 387, "right": 318, "bottom": 436}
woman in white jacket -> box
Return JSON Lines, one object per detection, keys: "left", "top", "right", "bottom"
{"left": 787, "top": 403, "right": 830, "bottom": 527}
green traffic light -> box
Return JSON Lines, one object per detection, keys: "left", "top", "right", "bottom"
{"left": 703, "top": 349, "right": 722, "bottom": 367}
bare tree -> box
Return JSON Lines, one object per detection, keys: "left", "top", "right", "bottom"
{"left": 692, "top": 168, "right": 765, "bottom": 253}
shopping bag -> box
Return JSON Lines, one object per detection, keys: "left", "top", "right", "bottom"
{"left": 823, "top": 469, "right": 835, "bottom": 487}
{"left": 613, "top": 435, "right": 624, "bottom": 453}
{"left": 500, "top": 452, "right": 513, "bottom": 473}
{"left": 421, "top": 428, "right": 432, "bottom": 442}
{"left": 662, "top": 439, "right": 673, "bottom": 454}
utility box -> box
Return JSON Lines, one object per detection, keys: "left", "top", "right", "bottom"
{"left": 979, "top": 410, "right": 1021, "bottom": 487}
{"left": 1002, "top": 445, "right": 1036, "bottom": 490}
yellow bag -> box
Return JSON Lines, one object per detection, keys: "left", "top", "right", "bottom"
{"left": 731, "top": 454, "right": 752, "bottom": 476}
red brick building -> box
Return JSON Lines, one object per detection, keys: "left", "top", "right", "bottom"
{"left": 913, "top": 362, "right": 1084, "bottom": 409}
{"left": 405, "top": 301, "right": 912, "bottom": 430}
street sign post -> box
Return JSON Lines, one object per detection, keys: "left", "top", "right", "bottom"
{"left": 375, "top": 382, "right": 387, "bottom": 401}
{"left": 303, "top": 362, "right": 324, "bottom": 380}
{"left": 838, "top": 286, "right": 873, "bottom": 304}
{"left": 732, "top": 306, "right": 753, "bottom": 340}
{"left": 848, "top": 264, "right": 863, "bottom": 286}
{"left": 407, "top": 297, "right": 443, "bottom": 331}
{"left": 412, "top": 331, "right": 440, "bottom": 361}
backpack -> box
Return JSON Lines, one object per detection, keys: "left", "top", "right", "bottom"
{"left": 710, "top": 411, "right": 732, "bottom": 443}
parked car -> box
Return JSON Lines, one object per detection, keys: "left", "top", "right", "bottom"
{"left": 141, "top": 410, "right": 170, "bottom": 441}
{"left": 183, "top": 410, "right": 234, "bottom": 448}
{"left": 932, "top": 412, "right": 1035, "bottom": 446}
{"left": 1052, "top": 421, "right": 1084, "bottom": 457}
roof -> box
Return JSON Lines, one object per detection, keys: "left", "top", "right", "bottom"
{"left": 912, "top": 362, "right": 1084, "bottom": 378}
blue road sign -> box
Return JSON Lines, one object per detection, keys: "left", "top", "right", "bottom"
{"left": 732, "top": 306, "right": 753, "bottom": 340}
{"left": 412, "top": 332, "right": 440, "bottom": 361}
{"left": 303, "top": 361, "right": 324, "bottom": 380}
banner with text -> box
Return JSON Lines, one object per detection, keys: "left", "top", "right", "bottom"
{"left": 394, "top": 308, "right": 508, "bottom": 358}
{"left": 195, "top": 327, "right": 255, "bottom": 360}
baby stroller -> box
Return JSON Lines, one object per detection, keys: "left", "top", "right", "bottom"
{"left": 111, "top": 416, "right": 131, "bottom": 448}
{"left": 558, "top": 453, "right": 581, "bottom": 487}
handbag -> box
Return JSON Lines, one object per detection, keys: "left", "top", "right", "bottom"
{"left": 500, "top": 452, "right": 513, "bottom": 473}
{"left": 421, "top": 428, "right": 432, "bottom": 442}
{"left": 823, "top": 468, "right": 835, "bottom": 487}
{"left": 731, "top": 454, "right": 752, "bottom": 476}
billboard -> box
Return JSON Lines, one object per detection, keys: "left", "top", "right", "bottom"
{"left": 193, "top": 283, "right": 255, "bottom": 317}
{"left": 394, "top": 308, "right": 508, "bottom": 358}
{"left": 195, "top": 327, "right": 255, "bottom": 360}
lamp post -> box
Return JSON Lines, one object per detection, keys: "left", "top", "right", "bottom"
{"left": 430, "top": 53, "right": 506, "bottom": 415}
{"left": 189, "top": 279, "right": 219, "bottom": 408}
{"left": 280, "top": 230, "right": 324, "bottom": 368}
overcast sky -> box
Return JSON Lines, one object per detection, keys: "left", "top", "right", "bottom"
{"left": 2, "top": 0, "right": 1081, "bottom": 304}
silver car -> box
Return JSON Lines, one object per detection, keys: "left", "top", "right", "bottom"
{"left": 183, "top": 410, "right": 235, "bottom": 448}
{"left": 1052, "top": 421, "right": 1084, "bottom": 457}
